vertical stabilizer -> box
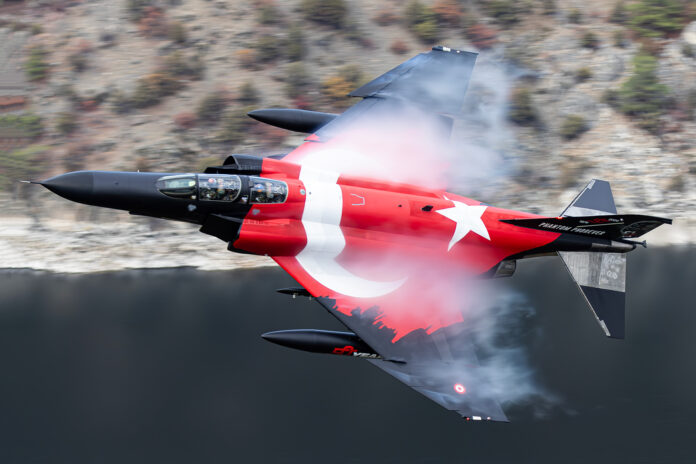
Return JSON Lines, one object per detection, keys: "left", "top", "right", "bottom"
{"left": 559, "top": 179, "right": 626, "bottom": 338}
{"left": 561, "top": 179, "right": 617, "bottom": 217}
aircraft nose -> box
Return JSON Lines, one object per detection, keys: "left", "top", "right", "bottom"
{"left": 40, "top": 171, "right": 95, "bottom": 203}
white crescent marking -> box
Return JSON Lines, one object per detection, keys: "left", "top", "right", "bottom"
{"left": 296, "top": 166, "right": 406, "bottom": 298}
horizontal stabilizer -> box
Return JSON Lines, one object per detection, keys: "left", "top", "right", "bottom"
{"left": 501, "top": 214, "right": 672, "bottom": 240}
{"left": 559, "top": 251, "right": 626, "bottom": 338}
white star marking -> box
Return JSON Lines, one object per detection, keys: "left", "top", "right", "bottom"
{"left": 436, "top": 201, "right": 490, "bottom": 251}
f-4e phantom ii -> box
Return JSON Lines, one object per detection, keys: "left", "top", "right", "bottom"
{"left": 35, "top": 46, "right": 671, "bottom": 422}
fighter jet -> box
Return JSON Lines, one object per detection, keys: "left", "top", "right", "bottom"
{"left": 36, "top": 47, "right": 670, "bottom": 422}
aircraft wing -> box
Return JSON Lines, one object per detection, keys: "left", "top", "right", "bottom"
{"left": 273, "top": 255, "right": 509, "bottom": 422}
{"left": 270, "top": 46, "right": 508, "bottom": 420}
{"left": 284, "top": 46, "right": 478, "bottom": 162}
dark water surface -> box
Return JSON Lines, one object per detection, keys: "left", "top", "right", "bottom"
{"left": 0, "top": 247, "right": 694, "bottom": 463}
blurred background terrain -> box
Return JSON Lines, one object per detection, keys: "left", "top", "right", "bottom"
{"left": 0, "top": 0, "right": 694, "bottom": 271}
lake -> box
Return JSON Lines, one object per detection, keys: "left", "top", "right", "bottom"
{"left": 0, "top": 247, "right": 694, "bottom": 463}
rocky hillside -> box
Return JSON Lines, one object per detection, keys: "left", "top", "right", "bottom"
{"left": 0, "top": 0, "right": 694, "bottom": 272}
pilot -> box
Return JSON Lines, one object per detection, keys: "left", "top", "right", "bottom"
{"left": 216, "top": 180, "right": 226, "bottom": 200}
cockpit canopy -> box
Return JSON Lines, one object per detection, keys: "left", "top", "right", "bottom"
{"left": 156, "top": 174, "right": 288, "bottom": 204}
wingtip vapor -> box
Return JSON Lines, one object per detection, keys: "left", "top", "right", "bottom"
{"left": 33, "top": 47, "right": 670, "bottom": 422}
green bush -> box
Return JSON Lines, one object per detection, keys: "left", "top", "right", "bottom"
{"left": 559, "top": 114, "right": 588, "bottom": 139}
{"left": 217, "top": 107, "right": 253, "bottom": 145}
{"left": 254, "top": 35, "right": 281, "bottom": 63}
{"left": 55, "top": 112, "right": 77, "bottom": 135}
{"left": 610, "top": 1, "right": 628, "bottom": 24}
{"left": 286, "top": 26, "right": 305, "bottom": 61}
{"left": 580, "top": 31, "right": 599, "bottom": 49}
{"left": 618, "top": 52, "right": 668, "bottom": 133}
{"left": 238, "top": 81, "right": 259, "bottom": 105}
{"left": 542, "top": 0, "right": 555, "bottom": 15}
{"left": 628, "top": 0, "right": 684, "bottom": 38}
{"left": 131, "top": 73, "right": 182, "bottom": 108}
{"left": 163, "top": 51, "right": 204, "bottom": 79}
{"left": 613, "top": 30, "right": 627, "bottom": 48}
{"left": 568, "top": 9, "right": 582, "bottom": 24}
{"left": 126, "top": 0, "right": 154, "bottom": 21}
{"left": 284, "top": 62, "right": 311, "bottom": 99}
{"left": 508, "top": 87, "right": 537, "bottom": 126}
{"left": 404, "top": 1, "right": 439, "bottom": 42}
{"left": 167, "top": 21, "right": 187, "bottom": 44}
{"left": 0, "top": 113, "right": 43, "bottom": 138}
{"left": 110, "top": 90, "right": 132, "bottom": 114}
{"left": 196, "top": 93, "right": 227, "bottom": 123}
{"left": 0, "top": 144, "right": 49, "bottom": 191}
{"left": 576, "top": 67, "right": 593, "bottom": 82}
{"left": 301, "top": 0, "right": 347, "bottom": 29}
{"left": 25, "top": 47, "right": 49, "bottom": 82}
{"left": 256, "top": 1, "right": 280, "bottom": 25}
{"left": 486, "top": 0, "right": 520, "bottom": 26}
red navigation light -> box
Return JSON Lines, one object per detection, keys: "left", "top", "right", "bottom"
{"left": 454, "top": 383, "right": 466, "bottom": 394}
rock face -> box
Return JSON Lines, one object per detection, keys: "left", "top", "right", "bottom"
{"left": 0, "top": 1, "right": 693, "bottom": 273}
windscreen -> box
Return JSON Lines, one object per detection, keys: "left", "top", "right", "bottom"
{"left": 156, "top": 175, "right": 197, "bottom": 199}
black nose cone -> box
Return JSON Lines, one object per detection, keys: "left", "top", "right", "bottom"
{"left": 41, "top": 171, "right": 95, "bottom": 203}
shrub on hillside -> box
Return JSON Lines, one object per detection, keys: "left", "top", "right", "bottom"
{"left": 301, "top": 0, "right": 347, "bottom": 29}
{"left": 628, "top": 0, "right": 685, "bottom": 38}
{"left": 432, "top": 0, "right": 463, "bottom": 27}
{"left": 373, "top": 9, "right": 399, "bottom": 26}
{"left": 163, "top": 51, "right": 204, "bottom": 79}
{"left": 138, "top": 6, "right": 169, "bottom": 38}
{"left": 390, "top": 39, "right": 409, "bottom": 55}
{"left": 576, "top": 67, "right": 593, "bottom": 82}
{"left": 0, "top": 144, "right": 48, "bottom": 192}
{"left": 131, "top": 73, "right": 182, "bottom": 108}
{"left": 610, "top": 1, "right": 628, "bottom": 24}
{"left": 559, "top": 114, "right": 588, "bottom": 139}
{"left": 0, "top": 113, "right": 43, "bottom": 138}
{"left": 467, "top": 23, "right": 498, "bottom": 50}
{"left": 167, "top": 21, "right": 187, "bottom": 44}
{"left": 568, "top": 9, "right": 582, "bottom": 24}
{"left": 254, "top": 35, "right": 281, "bottom": 63}
{"left": 256, "top": 0, "right": 280, "bottom": 25}
{"left": 238, "top": 82, "right": 259, "bottom": 105}
{"left": 284, "top": 62, "right": 311, "bottom": 99}
{"left": 110, "top": 90, "right": 132, "bottom": 114}
{"left": 127, "top": 0, "right": 154, "bottom": 21}
{"left": 542, "top": 0, "right": 556, "bottom": 15}
{"left": 173, "top": 112, "right": 196, "bottom": 130}
{"left": 286, "top": 26, "right": 305, "bottom": 61}
{"left": 404, "top": 1, "right": 439, "bottom": 42}
{"left": 217, "top": 107, "right": 253, "bottom": 145}
{"left": 197, "top": 93, "right": 228, "bottom": 123}
{"left": 486, "top": 0, "right": 520, "bottom": 26}
{"left": 321, "top": 64, "right": 363, "bottom": 109}
{"left": 618, "top": 52, "right": 668, "bottom": 133}
{"left": 236, "top": 49, "right": 259, "bottom": 70}
{"left": 25, "top": 47, "right": 49, "bottom": 82}
{"left": 508, "top": 87, "right": 537, "bottom": 126}
{"left": 580, "top": 31, "right": 599, "bottom": 49}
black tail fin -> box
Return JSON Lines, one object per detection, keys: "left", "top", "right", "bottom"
{"left": 561, "top": 180, "right": 627, "bottom": 338}
{"left": 530, "top": 180, "right": 668, "bottom": 339}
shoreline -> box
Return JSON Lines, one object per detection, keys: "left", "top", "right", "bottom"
{"left": 1, "top": 216, "right": 693, "bottom": 274}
